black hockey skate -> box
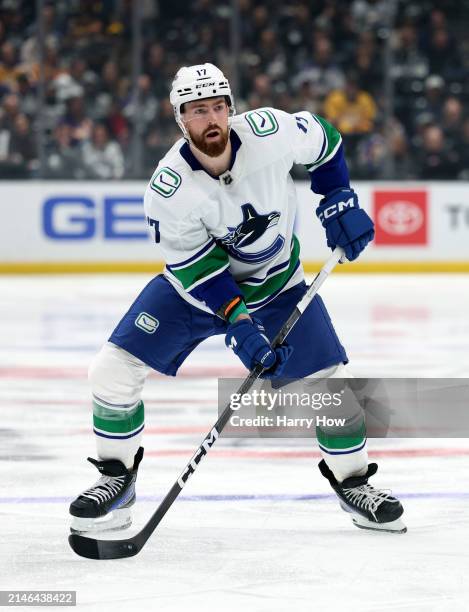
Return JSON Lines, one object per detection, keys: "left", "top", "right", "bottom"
{"left": 70, "top": 447, "right": 144, "bottom": 535}
{"left": 319, "top": 460, "right": 406, "bottom": 533}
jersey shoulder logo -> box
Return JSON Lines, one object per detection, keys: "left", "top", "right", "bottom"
{"left": 245, "top": 110, "right": 279, "bottom": 137}
{"left": 150, "top": 167, "right": 182, "bottom": 198}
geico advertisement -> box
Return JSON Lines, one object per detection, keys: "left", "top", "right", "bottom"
{"left": 0, "top": 181, "right": 468, "bottom": 263}
{"left": 42, "top": 196, "right": 146, "bottom": 240}
{"left": 1, "top": 182, "right": 156, "bottom": 261}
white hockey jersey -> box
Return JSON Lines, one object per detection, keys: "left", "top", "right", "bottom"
{"left": 143, "top": 107, "right": 342, "bottom": 314}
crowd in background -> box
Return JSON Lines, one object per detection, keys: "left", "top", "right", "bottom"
{"left": 0, "top": 0, "right": 468, "bottom": 180}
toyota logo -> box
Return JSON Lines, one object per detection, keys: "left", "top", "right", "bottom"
{"left": 377, "top": 201, "right": 424, "bottom": 235}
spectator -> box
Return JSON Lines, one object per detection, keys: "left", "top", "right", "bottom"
{"left": 20, "top": 3, "right": 63, "bottom": 68}
{"left": 69, "top": 57, "right": 99, "bottom": 100}
{"left": 143, "top": 129, "right": 168, "bottom": 177}
{"left": 355, "top": 119, "right": 415, "bottom": 180}
{"left": 0, "top": 0, "right": 468, "bottom": 180}
{"left": 94, "top": 61, "right": 121, "bottom": 119}
{"left": 457, "top": 117, "right": 469, "bottom": 179}
{"left": 323, "top": 75, "right": 377, "bottom": 135}
{"left": 352, "top": 40, "right": 382, "bottom": 97}
{"left": 61, "top": 93, "right": 93, "bottom": 146}
{"left": 423, "top": 27, "right": 463, "bottom": 83}
{"left": 15, "top": 73, "right": 36, "bottom": 118}
{"left": 144, "top": 43, "right": 167, "bottom": 97}
{"left": 351, "top": 0, "right": 391, "bottom": 32}
{"left": 123, "top": 74, "right": 158, "bottom": 129}
{"left": 247, "top": 73, "right": 274, "bottom": 109}
{"left": 0, "top": 93, "right": 20, "bottom": 130}
{"left": 415, "top": 124, "right": 461, "bottom": 179}
{"left": 107, "top": 100, "right": 129, "bottom": 143}
{"left": 257, "top": 28, "right": 286, "bottom": 80}
{"left": 81, "top": 122, "right": 124, "bottom": 179}
{"left": 441, "top": 96, "right": 463, "bottom": 151}
{"left": 153, "top": 98, "right": 180, "bottom": 147}
{"left": 292, "top": 36, "right": 345, "bottom": 101}
{"left": 0, "top": 112, "right": 37, "bottom": 178}
{"left": 294, "top": 80, "right": 322, "bottom": 115}
{"left": 281, "top": 3, "right": 312, "bottom": 60}
{"left": 45, "top": 122, "right": 85, "bottom": 179}
{"left": 393, "top": 24, "right": 428, "bottom": 83}
{"left": 0, "top": 41, "right": 21, "bottom": 89}
{"left": 388, "top": 123, "right": 415, "bottom": 180}
{"left": 413, "top": 75, "right": 446, "bottom": 128}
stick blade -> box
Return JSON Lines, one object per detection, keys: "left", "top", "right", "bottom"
{"left": 68, "top": 533, "right": 141, "bottom": 560}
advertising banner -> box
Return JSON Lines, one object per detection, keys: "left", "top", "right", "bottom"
{"left": 1, "top": 181, "right": 468, "bottom": 271}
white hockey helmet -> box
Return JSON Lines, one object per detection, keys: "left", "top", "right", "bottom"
{"left": 169, "top": 63, "right": 235, "bottom": 138}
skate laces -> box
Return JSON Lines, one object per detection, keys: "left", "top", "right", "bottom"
{"left": 81, "top": 475, "right": 128, "bottom": 504}
{"left": 343, "top": 483, "right": 396, "bottom": 516}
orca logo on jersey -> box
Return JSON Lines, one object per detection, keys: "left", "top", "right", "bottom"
{"left": 219, "top": 203, "right": 284, "bottom": 264}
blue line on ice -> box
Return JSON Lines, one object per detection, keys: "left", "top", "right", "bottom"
{"left": 1, "top": 492, "right": 469, "bottom": 504}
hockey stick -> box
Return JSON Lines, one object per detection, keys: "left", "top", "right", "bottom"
{"left": 69, "top": 247, "right": 344, "bottom": 559}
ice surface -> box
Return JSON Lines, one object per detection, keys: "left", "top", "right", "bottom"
{"left": 1, "top": 274, "right": 469, "bottom": 611}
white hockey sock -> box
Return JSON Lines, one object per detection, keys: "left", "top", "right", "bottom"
{"left": 89, "top": 342, "right": 150, "bottom": 470}
{"left": 320, "top": 445, "right": 368, "bottom": 483}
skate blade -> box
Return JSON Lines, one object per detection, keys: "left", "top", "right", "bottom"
{"left": 70, "top": 508, "right": 132, "bottom": 535}
{"left": 351, "top": 514, "right": 407, "bottom": 534}
{"left": 338, "top": 500, "right": 407, "bottom": 533}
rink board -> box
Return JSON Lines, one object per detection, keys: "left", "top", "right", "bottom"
{"left": 1, "top": 181, "right": 468, "bottom": 272}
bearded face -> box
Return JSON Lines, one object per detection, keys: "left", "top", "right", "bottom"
{"left": 182, "top": 97, "right": 230, "bottom": 157}
{"left": 187, "top": 122, "right": 229, "bottom": 157}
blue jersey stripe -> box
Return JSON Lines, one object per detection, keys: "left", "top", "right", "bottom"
{"left": 167, "top": 238, "right": 215, "bottom": 271}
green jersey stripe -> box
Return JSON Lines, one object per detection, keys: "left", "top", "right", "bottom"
{"left": 168, "top": 243, "right": 229, "bottom": 290}
{"left": 240, "top": 235, "right": 300, "bottom": 306}
{"left": 306, "top": 138, "right": 342, "bottom": 172}
{"left": 304, "top": 115, "right": 342, "bottom": 171}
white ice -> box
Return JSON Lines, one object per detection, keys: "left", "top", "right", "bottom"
{"left": 1, "top": 273, "right": 469, "bottom": 611}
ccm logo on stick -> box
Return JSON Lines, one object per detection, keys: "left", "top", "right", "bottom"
{"left": 177, "top": 427, "right": 219, "bottom": 488}
{"left": 42, "top": 196, "right": 148, "bottom": 240}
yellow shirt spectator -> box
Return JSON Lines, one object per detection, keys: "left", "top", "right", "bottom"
{"left": 324, "top": 82, "right": 377, "bottom": 135}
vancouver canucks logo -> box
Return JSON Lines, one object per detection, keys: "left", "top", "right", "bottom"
{"left": 218, "top": 203, "right": 284, "bottom": 264}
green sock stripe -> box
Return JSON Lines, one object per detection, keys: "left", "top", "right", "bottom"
{"left": 316, "top": 421, "right": 366, "bottom": 451}
{"left": 93, "top": 400, "right": 144, "bottom": 434}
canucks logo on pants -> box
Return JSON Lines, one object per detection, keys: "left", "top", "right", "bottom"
{"left": 218, "top": 203, "right": 284, "bottom": 264}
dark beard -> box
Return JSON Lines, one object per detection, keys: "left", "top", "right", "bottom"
{"left": 190, "top": 126, "right": 229, "bottom": 157}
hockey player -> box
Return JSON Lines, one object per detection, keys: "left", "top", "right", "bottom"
{"left": 70, "top": 63, "right": 405, "bottom": 535}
